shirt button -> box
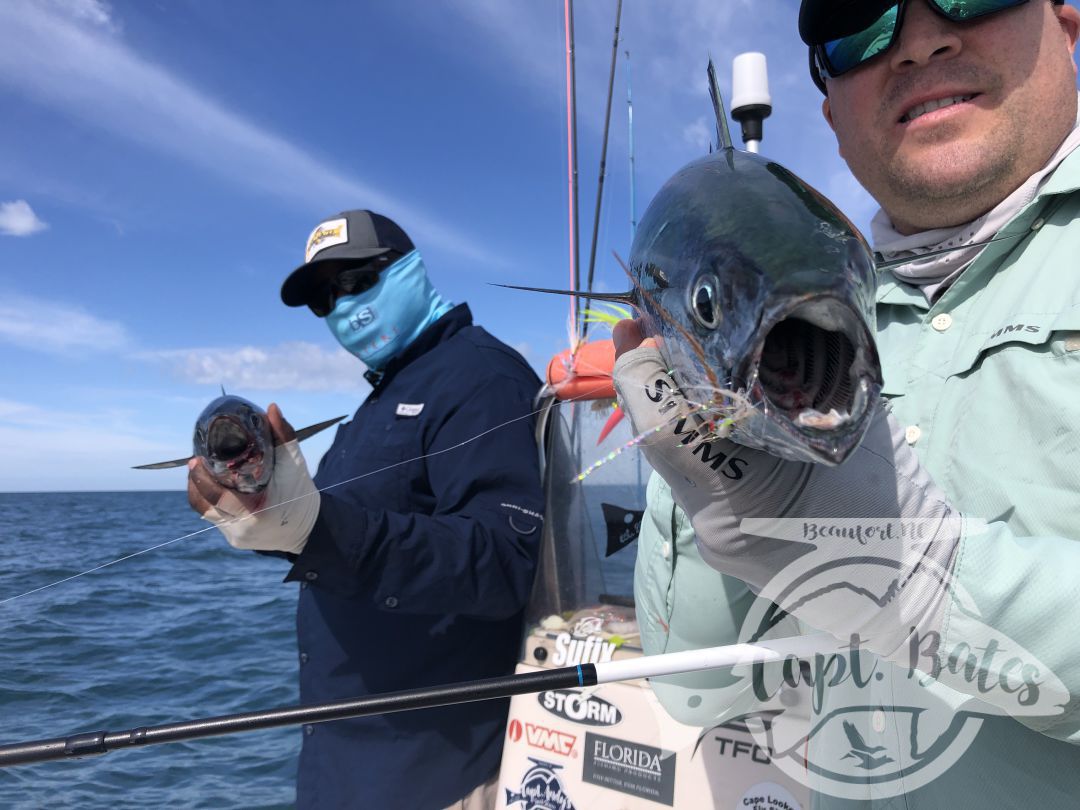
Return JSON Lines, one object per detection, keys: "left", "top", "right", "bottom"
{"left": 300, "top": 653, "right": 309, "bottom": 664}
{"left": 931, "top": 313, "right": 953, "bottom": 332}
{"left": 304, "top": 571, "right": 318, "bottom": 581}
{"left": 304, "top": 725, "right": 314, "bottom": 736}
{"left": 661, "top": 541, "right": 672, "bottom": 560}
{"left": 300, "top": 581, "right": 309, "bottom": 590}
{"left": 384, "top": 596, "right": 399, "bottom": 609}
{"left": 904, "top": 425, "right": 921, "bottom": 445}
{"left": 872, "top": 709, "right": 886, "bottom": 734}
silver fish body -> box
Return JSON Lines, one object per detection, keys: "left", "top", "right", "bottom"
{"left": 193, "top": 395, "right": 275, "bottom": 493}
{"left": 629, "top": 149, "right": 881, "bottom": 465}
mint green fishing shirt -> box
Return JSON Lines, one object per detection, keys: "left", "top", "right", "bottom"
{"left": 635, "top": 148, "right": 1080, "bottom": 807}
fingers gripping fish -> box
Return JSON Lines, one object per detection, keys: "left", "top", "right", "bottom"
{"left": 133, "top": 395, "right": 345, "bottom": 493}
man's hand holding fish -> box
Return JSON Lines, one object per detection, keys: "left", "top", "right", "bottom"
{"left": 188, "top": 403, "right": 319, "bottom": 554}
{"left": 612, "top": 318, "right": 964, "bottom": 664}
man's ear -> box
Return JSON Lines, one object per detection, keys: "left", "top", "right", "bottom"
{"left": 1057, "top": 3, "right": 1080, "bottom": 60}
{"left": 822, "top": 96, "right": 844, "bottom": 158}
{"left": 822, "top": 96, "right": 834, "bottom": 130}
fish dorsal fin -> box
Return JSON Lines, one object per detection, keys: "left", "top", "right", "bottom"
{"left": 707, "top": 58, "right": 733, "bottom": 152}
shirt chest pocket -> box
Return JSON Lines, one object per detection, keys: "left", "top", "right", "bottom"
{"left": 948, "top": 315, "right": 1080, "bottom": 380}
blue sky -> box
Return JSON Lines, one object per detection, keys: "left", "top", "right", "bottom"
{"left": 0, "top": 0, "right": 883, "bottom": 492}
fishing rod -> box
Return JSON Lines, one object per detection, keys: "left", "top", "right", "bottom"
{"left": 564, "top": 0, "right": 582, "bottom": 337}
{"left": 0, "top": 635, "right": 831, "bottom": 768}
{"left": 580, "top": 0, "right": 623, "bottom": 342}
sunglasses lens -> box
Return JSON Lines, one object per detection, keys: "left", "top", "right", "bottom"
{"left": 307, "top": 265, "right": 383, "bottom": 317}
{"left": 822, "top": 5, "right": 899, "bottom": 75}
{"left": 819, "top": 0, "right": 1027, "bottom": 78}
{"left": 335, "top": 267, "right": 380, "bottom": 296}
{"left": 937, "top": 0, "right": 1027, "bottom": 20}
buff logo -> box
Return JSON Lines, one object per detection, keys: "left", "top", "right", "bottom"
{"left": 304, "top": 217, "right": 349, "bottom": 262}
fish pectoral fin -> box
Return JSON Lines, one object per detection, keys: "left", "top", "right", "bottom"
{"left": 292, "top": 415, "right": 348, "bottom": 443}
{"left": 132, "top": 455, "right": 194, "bottom": 470}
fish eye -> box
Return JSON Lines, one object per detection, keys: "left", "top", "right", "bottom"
{"left": 690, "top": 275, "right": 722, "bottom": 329}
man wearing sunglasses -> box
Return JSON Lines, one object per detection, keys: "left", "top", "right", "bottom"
{"left": 189, "top": 209, "right": 544, "bottom": 809}
{"left": 614, "top": 0, "right": 1080, "bottom": 805}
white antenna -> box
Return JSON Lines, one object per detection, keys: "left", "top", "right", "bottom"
{"left": 731, "top": 52, "right": 772, "bottom": 153}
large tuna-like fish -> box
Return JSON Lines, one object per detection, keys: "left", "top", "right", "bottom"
{"left": 614, "top": 146, "right": 882, "bottom": 464}
{"left": 134, "top": 395, "right": 345, "bottom": 493}
{"left": 502, "top": 144, "right": 881, "bottom": 464}
{"left": 501, "top": 63, "right": 998, "bottom": 466}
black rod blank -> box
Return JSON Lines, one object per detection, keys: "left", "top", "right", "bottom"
{"left": 0, "top": 664, "right": 597, "bottom": 768}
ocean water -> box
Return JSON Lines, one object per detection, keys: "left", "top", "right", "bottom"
{"left": 0, "top": 487, "right": 641, "bottom": 808}
{"left": 0, "top": 492, "right": 299, "bottom": 809}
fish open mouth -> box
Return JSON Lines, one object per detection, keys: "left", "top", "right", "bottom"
{"left": 753, "top": 299, "right": 876, "bottom": 434}
{"left": 207, "top": 417, "right": 254, "bottom": 463}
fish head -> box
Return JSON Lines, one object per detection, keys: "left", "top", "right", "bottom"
{"left": 629, "top": 149, "right": 881, "bottom": 465}
{"left": 192, "top": 395, "right": 276, "bottom": 493}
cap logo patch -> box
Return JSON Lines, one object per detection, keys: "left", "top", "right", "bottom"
{"left": 305, "top": 217, "right": 348, "bottom": 262}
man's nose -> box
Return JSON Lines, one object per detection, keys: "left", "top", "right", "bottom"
{"left": 888, "top": 0, "right": 964, "bottom": 74}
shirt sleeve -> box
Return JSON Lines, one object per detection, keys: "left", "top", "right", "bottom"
{"left": 935, "top": 522, "right": 1080, "bottom": 743}
{"left": 635, "top": 472, "right": 801, "bottom": 728}
{"left": 287, "top": 369, "right": 544, "bottom": 620}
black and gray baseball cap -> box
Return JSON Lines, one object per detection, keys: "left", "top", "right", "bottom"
{"left": 799, "top": 0, "right": 897, "bottom": 45}
{"left": 281, "top": 209, "right": 415, "bottom": 307}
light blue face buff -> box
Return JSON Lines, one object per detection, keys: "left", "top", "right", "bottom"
{"left": 325, "top": 250, "right": 453, "bottom": 370}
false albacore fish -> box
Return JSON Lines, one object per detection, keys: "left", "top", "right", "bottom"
{"left": 498, "top": 83, "right": 878, "bottom": 463}
{"left": 497, "top": 63, "right": 1014, "bottom": 466}
{"left": 134, "top": 395, "right": 345, "bottom": 493}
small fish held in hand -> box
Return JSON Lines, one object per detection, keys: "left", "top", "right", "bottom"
{"left": 134, "top": 395, "right": 345, "bottom": 493}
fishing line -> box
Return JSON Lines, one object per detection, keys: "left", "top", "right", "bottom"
{"left": 0, "top": 380, "right": 649, "bottom": 606}
{"left": 0, "top": 528, "right": 217, "bottom": 606}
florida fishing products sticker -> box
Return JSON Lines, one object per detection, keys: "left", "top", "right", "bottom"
{"left": 582, "top": 732, "right": 676, "bottom": 806}
{"left": 504, "top": 758, "right": 576, "bottom": 810}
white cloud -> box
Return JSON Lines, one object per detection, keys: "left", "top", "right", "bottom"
{"left": 0, "top": 397, "right": 188, "bottom": 492}
{"left": 682, "top": 117, "right": 711, "bottom": 151}
{"left": 145, "top": 341, "right": 368, "bottom": 393}
{"left": 0, "top": 293, "right": 128, "bottom": 352}
{"left": 52, "top": 0, "right": 114, "bottom": 29}
{"left": 0, "top": 200, "right": 48, "bottom": 236}
{"left": 0, "top": 0, "right": 500, "bottom": 267}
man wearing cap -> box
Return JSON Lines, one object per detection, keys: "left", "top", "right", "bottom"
{"left": 615, "top": 0, "right": 1080, "bottom": 806}
{"left": 188, "top": 210, "right": 544, "bottom": 809}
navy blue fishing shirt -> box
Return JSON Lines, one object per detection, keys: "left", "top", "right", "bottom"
{"left": 285, "top": 304, "right": 543, "bottom": 809}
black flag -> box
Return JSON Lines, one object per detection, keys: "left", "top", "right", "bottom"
{"left": 601, "top": 502, "right": 644, "bottom": 558}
